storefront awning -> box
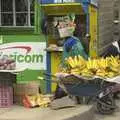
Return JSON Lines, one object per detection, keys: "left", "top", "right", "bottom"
{"left": 41, "top": 3, "right": 84, "bottom": 15}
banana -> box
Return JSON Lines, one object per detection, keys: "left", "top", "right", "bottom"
{"left": 96, "top": 70, "right": 106, "bottom": 78}
{"left": 67, "top": 57, "right": 75, "bottom": 68}
{"left": 107, "top": 71, "right": 116, "bottom": 78}
{"left": 74, "top": 56, "right": 78, "bottom": 67}
{"left": 71, "top": 68, "right": 80, "bottom": 75}
{"left": 78, "top": 55, "right": 84, "bottom": 66}
{"left": 64, "top": 55, "right": 120, "bottom": 78}
{"left": 81, "top": 68, "right": 93, "bottom": 77}
{"left": 87, "top": 58, "right": 92, "bottom": 69}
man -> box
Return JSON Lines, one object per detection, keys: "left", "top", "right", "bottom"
{"left": 101, "top": 40, "right": 120, "bottom": 57}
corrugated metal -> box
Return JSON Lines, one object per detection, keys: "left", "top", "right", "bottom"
{"left": 97, "top": 0, "right": 115, "bottom": 55}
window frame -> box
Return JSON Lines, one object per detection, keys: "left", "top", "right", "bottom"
{"left": 0, "top": 0, "right": 34, "bottom": 28}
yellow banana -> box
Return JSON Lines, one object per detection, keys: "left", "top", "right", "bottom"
{"left": 74, "top": 56, "right": 78, "bottom": 67}
{"left": 67, "top": 57, "right": 75, "bottom": 68}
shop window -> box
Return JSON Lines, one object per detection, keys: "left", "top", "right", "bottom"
{"left": 0, "top": 0, "right": 34, "bottom": 27}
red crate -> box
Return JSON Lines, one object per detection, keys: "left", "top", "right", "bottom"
{"left": 0, "top": 86, "right": 13, "bottom": 108}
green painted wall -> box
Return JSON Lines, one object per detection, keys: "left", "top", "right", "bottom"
{"left": 0, "top": 1, "right": 47, "bottom": 93}
{"left": 1, "top": 34, "right": 46, "bottom": 93}
{"left": 3, "top": 35, "right": 45, "bottom": 42}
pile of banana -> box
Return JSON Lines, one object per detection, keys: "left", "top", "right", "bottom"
{"left": 24, "top": 94, "right": 51, "bottom": 108}
{"left": 64, "top": 55, "right": 120, "bottom": 78}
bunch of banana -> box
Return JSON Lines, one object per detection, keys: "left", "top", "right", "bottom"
{"left": 87, "top": 58, "right": 98, "bottom": 71}
{"left": 96, "top": 69, "right": 108, "bottom": 78}
{"left": 60, "top": 67, "right": 70, "bottom": 73}
{"left": 64, "top": 55, "right": 120, "bottom": 78}
{"left": 106, "top": 71, "right": 118, "bottom": 78}
{"left": 66, "top": 56, "right": 86, "bottom": 69}
{"left": 98, "top": 58, "right": 108, "bottom": 69}
{"left": 70, "top": 67, "right": 81, "bottom": 75}
{"left": 65, "top": 57, "right": 76, "bottom": 68}
{"left": 108, "top": 56, "right": 120, "bottom": 72}
{"left": 81, "top": 68, "right": 94, "bottom": 77}
{"left": 78, "top": 55, "right": 86, "bottom": 66}
{"left": 109, "top": 56, "right": 119, "bottom": 67}
{"left": 37, "top": 95, "right": 50, "bottom": 107}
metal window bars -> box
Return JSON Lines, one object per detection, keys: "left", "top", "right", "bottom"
{"left": 0, "top": 0, "right": 34, "bottom": 27}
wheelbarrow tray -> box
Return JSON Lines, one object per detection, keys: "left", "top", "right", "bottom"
{"left": 58, "top": 74, "right": 103, "bottom": 97}
{"left": 55, "top": 73, "right": 118, "bottom": 114}
{"left": 63, "top": 83, "right": 102, "bottom": 97}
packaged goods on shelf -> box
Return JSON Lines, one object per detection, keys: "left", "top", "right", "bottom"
{"left": 13, "top": 82, "right": 40, "bottom": 105}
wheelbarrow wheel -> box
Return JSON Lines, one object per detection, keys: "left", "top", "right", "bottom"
{"left": 96, "top": 94, "right": 116, "bottom": 114}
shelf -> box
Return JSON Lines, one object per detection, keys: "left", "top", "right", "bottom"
{"left": 41, "top": 3, "right": 84, "bottom": 15}
{"left": 45, "top": 47, "right": 63, "bottom": 52}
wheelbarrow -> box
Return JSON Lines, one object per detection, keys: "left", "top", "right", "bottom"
{"left": 39, "top": 73, "right": 120, "bottom": 114}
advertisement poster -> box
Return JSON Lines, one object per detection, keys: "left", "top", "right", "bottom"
{"left": 0, "top": 42, "right": 46, "bottom": 70}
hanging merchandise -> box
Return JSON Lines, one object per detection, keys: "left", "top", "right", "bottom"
{"left": 55, "top": 15, "right": 76, "bottom": 38}
{"left": 51, "top": 15, "right": 76, "bottom": 46}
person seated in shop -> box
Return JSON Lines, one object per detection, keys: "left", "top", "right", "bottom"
{"left": 56, "top": 36, "right": 88, "bottom": 99}
{"left": 62, "top": 36, "right": 88, "bottom": 62}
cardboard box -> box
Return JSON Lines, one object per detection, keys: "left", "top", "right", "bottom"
{"left": 13, "top": 95, "right": 24, "bottom": 105}
{"left": 13, "top": 82, "right": 40, "bottom": 105}
{"left": 13, "top": 82, "right": 40, "bottom": 96}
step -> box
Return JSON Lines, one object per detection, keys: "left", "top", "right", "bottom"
{"left": 0, "top": 105, "right": 94, "bottom": 120}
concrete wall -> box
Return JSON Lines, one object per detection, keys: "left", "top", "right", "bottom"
{"left": 97, "top": 0, "right": 115, "bottom": 55}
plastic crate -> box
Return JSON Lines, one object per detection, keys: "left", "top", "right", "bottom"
{"left": 0, "top": 86, "right": 13, "bottom": 108}
{"left": 0, "top": 72, "right": 16, "bottom": 86}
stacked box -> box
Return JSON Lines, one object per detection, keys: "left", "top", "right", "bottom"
{"left": 0, "top": 72, "right": 16, "bottom": 86}
{"left": 0, "top": 72, "right": 16, "bottom": 107}
{"left": 13, "top": 82, "right": 40, "bottom": 105}
{"left": 0, "top": 86, "right": 13, "bottom": 108}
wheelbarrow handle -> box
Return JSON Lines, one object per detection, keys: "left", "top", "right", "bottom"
{"left": 44, "top": 73, "right": 56, "bottom": 78}
{"left": 38, "top": 76, "right": 58, "bottom": 83}
{"left": 45, "top": 79, "right": 58, "bottom": 83}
